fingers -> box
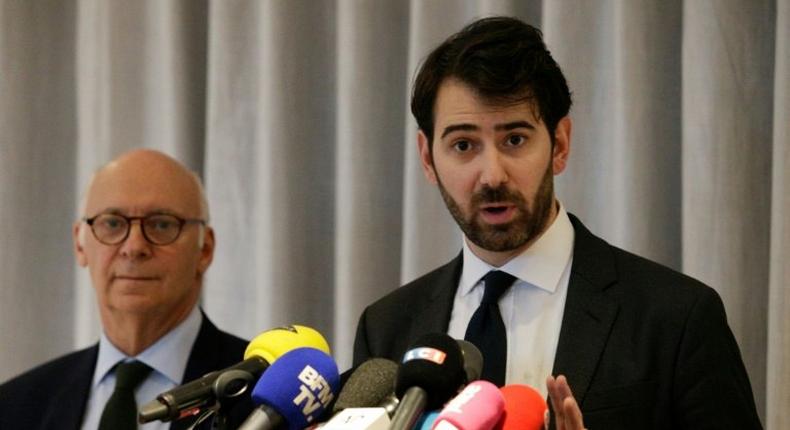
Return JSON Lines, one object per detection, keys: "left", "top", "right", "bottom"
{"left": 546, "top": 374, "right": 572, "bottom": 416}
{"left": 562, "top": 395, "right": 585, "bottom": 430}
{"left": 544, "top": 409, "right": 550, "bottom": 430}
{"left": 546, "top": 375, "right": 585, "bottom": 430}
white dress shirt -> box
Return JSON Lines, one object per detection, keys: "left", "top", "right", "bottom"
{"left": 447, "top": 204, "right": 575, "bottom": 397}
{"left": 81, "top": 305, "right": 202, "bottom": 430}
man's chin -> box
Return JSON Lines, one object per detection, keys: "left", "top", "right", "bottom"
{"left": 108, "top": 295, "right": 160, "bottom": 314}
{"left": 467, "top": 227, "right": 529, "bottom": 252}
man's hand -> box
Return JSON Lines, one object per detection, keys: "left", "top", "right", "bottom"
{"left": 546, "top": 375, "right": 586, "bottom": 430}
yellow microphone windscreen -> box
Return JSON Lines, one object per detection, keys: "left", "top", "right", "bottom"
{"left": 243, "top": 325, "right": 331, "bottom": 364}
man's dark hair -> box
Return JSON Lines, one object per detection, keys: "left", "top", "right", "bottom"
{"left": 411, "top": 16, "right": 572, "bottom": 146}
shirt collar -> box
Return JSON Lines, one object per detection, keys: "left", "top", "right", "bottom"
{"left": 459, "top": 203, "right": 574, "bottom": 295}
{"left": 93, "top": 304, "right": 203, "bottom": 387}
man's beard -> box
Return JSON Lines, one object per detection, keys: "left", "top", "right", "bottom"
{"left": 437, "top": 163, "right": 555, "bottom": 253}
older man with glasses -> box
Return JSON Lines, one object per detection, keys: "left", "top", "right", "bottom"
{"left": 0, "top": 149, "right": 253, "bottom": 430}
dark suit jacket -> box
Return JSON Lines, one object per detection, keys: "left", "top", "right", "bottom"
{"left": 0, "top": 312, "right": 254, "bottom": 430}
{"left": 353, "top": 214, "right": 762, "bottom": 429}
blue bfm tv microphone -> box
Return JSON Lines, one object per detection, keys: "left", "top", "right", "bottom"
{"left": 237, "top": 347, "right": 340, "bottom": 430}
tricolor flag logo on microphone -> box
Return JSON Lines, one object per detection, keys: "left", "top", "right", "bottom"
{"left": 403, "top": 347, "right": 447, "bottom": 365}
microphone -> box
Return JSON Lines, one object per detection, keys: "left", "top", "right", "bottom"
{"left": 139, "top": 325, "right": 330, "bottom": 423}
{"left": 319, "top": 358, "right": 398, "bottom": 429}
{"left": 455, "top": 340, "right": 483, "bottom": 383}
{"left": 431, "top": 381, "right": 504, "bottom": 430}
{"left": 497, "top": 384, "right": 547, "bottom": 430}
{"left": 238, "top": 347, "right": 340, "bottom": 430}
{"left": 332, "top": 358, "right": 399, "bottom": 415}
{"left": 389, "top": 333, "right": 466, "bottom": 430}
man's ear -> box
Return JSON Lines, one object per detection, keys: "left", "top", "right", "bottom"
{"left": 417, "top": 130, "right": 439, "bottom": 185}
{"left": 73, "top": 222, "right": 88, "bottom": 267}
{"left": 552, "top": 116, "right": 572, "bottom": 175}
{"left": 197, "top": 226, "right": 215, "bottom": 276}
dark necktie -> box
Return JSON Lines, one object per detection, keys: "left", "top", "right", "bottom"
{"left": 98, "top": 360, "right": 153, "bottom": 430}
{"left": 464, "top": 270, "right": 516, "bottom": 386}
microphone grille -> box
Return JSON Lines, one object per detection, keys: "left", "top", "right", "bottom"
{"left": 333, "top": 358, "right": 398, "bottom": 413}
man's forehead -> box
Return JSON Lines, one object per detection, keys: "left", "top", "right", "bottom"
{"left": 84, "top": 162, "right": 199, "bottom": 216}
{"left": 434, "top": 79, "right": 543, "bottom": 128}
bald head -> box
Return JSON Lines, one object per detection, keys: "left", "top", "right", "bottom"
{"left": 81, "top": 149, "right": 208, "bottom": 220}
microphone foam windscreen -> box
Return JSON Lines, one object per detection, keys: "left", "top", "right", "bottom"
{"left": 498, "top": 384, "right": 547, "bottom": 430}
{"left": 433, "top": 380, "right": 504, "bottom": 430}
{"left": 245, "top": 325, "right": 331, "bottom": 363}
{"left": 333, "top": 358, "right": 398, "bottom": 413}
{"left": 251, "top": 347, "right": 340, "bottom": 430}
{"left": 395, "top": 333, "right": 465, "bottom": 409}
{"left": 455, "top": 340, "right": 483, "bottom": 383}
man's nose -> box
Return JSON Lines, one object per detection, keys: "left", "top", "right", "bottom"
{"left": 479, "top": 147, "right": 509, "bottom": 188}
{"left": 119, "top": 221, "right": 152, "bottom": 258}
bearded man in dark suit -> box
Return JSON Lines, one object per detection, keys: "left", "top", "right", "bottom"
{"left": 353, "top": 17, "right": 761, "bottom": 429}
{"left": 0, "top": 149, "right": 252, "bottom": 429}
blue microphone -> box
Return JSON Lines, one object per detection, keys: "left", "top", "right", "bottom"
{"left": 238, "top": 347, "right": 340, "bottom": 430}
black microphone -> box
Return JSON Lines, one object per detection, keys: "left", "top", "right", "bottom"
{"left": 389, "top": 333, "right": 466, "bottom": 430}
{"left": 138, "top": 325, "right": 330, "bottom": 423}
{"left": 456, "top": 340, "right": 483, "bottom": 383}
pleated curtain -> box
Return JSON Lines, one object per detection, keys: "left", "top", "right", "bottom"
{"left": 1, "top": 0, "right": 787, "bottom": 427}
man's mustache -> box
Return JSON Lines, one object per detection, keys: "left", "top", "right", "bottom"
{"left": 471, "top": 186, "right": 526, "bottom": 206}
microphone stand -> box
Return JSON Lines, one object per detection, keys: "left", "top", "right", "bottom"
{"left": 209, "top": 369, "right": 257, "bottom": 430}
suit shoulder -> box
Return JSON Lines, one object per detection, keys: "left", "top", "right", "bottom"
{"left": 364, "top": 261, "right": 456, "bottom": 314}
{"left": 0, "top": 346, "right": 95, "bottom": 392}
{"left": 0, "top": 346, "right": 96, "bottom": 419}
{"left": 604, "top": 244, "right": 724, "bottom": 315}
{"left": 614, "top": 246, "right": 711, "bottom": 289}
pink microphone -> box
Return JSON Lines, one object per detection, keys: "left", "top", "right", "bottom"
{"left": 431, "top": 381, "right": 505, "bottom": 430}
{"left": 496, "top": 384, "right": 547, "bottom": 430}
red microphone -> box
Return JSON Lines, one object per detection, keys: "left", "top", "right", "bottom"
{"left": 431, "top": 381, "right": 504, "bottom": 430}
{"left": 496, "top": 384, "right": 547, "bottom": 430}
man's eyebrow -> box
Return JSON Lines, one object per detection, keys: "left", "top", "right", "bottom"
{"left": 440, "top": 121, "right": 535, "bottom": 139}
{"left": 441, "top": 123, "right": 478, "bottom": 139}
{"left": 495, "top": 120, "right": 535, "bottom": 131}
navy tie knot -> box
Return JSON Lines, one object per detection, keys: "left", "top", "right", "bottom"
{"left": 481, "top": 270, "right": 516, "bottom": 304}
{"left": 114, "top": 360, "right": 152, "bottom": 389}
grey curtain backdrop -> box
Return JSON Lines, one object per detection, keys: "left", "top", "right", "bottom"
{"left": 1, "top": 0, "right": 787, "bottom": 427}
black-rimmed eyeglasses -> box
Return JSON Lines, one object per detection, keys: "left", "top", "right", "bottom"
{"left": 83, "top": 213, "right": 205, "bottom": 246}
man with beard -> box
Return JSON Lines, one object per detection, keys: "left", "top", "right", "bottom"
{"left": 352, "top": 17, "right": 761, "bottom": 429}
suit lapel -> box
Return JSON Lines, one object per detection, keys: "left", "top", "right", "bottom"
{"left": 40, "top": 346, "right": 97, "bottom": 430}
{"left": 170, "top": 313, "right": 222, "bottom": 430}
{"left": 552, "top": 215, "right": 619, "bottom": 404}
{"left": 406, "top": 253, "right": 464, "bottom": 339}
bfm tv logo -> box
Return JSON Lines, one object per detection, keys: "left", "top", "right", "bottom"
{"left": 402, "top": 347, "right": 447, "bottom": 365}
{"left": 292, "top": 365, "right": 334, "bottom": 423}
